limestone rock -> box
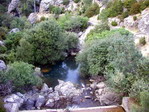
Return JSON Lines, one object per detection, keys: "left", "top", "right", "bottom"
{"left": 39, "top": 0, "right": 54, "bottom": 13}
{"left": 28, "top": 13, "right": 38, "bottom": 24}
{"left": 35, "top": 95, "right": 45, "bottom": 109}
{"left": 138, "top": 8, "right": 149, "bottom": 36}
{"left": 4, "top": 103, "right": 19, "bottom": 112}
{"left": 124, "top": 16, "right": 139, "bottom": 30}
{"left": 41, "top": 83, "right": 53, "bottom": 93}
{"left": 45, "top": 98, "right": 55, "bottom": 107}
{"left": 9, "top": 28, "right": 20, "bottom": 34}
{"left": 8, "top": 0, "right": 20, "bottom": 16}
{"left": 0, "top": 60, "right": 7, "bottom": 71}
{"left": 100, "top": 92, "right": 121, "bottom": 106}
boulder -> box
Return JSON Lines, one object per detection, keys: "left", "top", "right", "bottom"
{"left": 25, "top": 98, "right": 35, "bottom": 110}
{"left": 55, "top": 80, "right": 81, "bottom": 97}
{"left": 124, "top": 16, "right": 139, "bottom": 30}
{"left": 39, "top": 0, "right": 54, "bottom": 13}
{"left": 4, "top": 103, "right": 19, "bottom": 112}
{"left": 9, "top": 28, "right": 20, "bottom": 34}
{"left": 34, "top": 67, "right": 43, "bottom": 77}
{"left": 96, "top": 82, "right": 106, "bottom": 89}
{"left": 138, "top": 8, "right": 149, "bottom": 36}
{"left": 28, "top": 13, "right": 38, "bottom": 24}
{"left": 41, "top": 83, "right": 53, "bottom": 93}
{"left": 99, "top": 92, "right": 121, "bottom": 106}
{"left": 4, "top": 94, "right": 24, "bottom": 106}
{"left": 0, "top": 41, "right": 4, "bottom": 46}
{"left": 0, "top": 60, "right": 7, "bottom": 70}
{"left": 7, "top": 0, "right": 20, "bottom": 16}
{"left": 35, "top": 95, "right": 45, "bottom": 109}
{"left": 45, "top": 98, "right": 55, "bottom": 107}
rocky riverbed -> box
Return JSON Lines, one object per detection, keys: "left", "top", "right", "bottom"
{"left": 3, "top": 76, "right": 122, "bottom": 112}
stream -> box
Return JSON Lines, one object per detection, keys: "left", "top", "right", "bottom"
{"left": 42, "top": 56, "right": 88, "bottom": 87}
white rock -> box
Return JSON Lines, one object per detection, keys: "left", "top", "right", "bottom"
{"left": 45, "top": 98, "right": 55, "bottom": 107}
{"left": 9, "top": 28, "right": 20, "bottom": 34}
{"left": 4, "top": 103, "right": 19, "bottom": 112}
{"left": 28, "top": 13, "right": 38, "bottom": 24}
{"left": 0, "top": 60, "right": 6, "bottom": 71}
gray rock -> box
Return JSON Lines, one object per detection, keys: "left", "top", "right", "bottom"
{"left": 8, "top": 0, "right": 20, "bottom": 14}
{"left": 34, "top": 67, "right": 43, "bottom": 77}
{"left": 124, "top": 16, "right": 138, "bottom": 30}
{"left": 9, "top": 28, "right": 20, "bottom": 34}
{"left": 39, "top": 0, "right": 54, "bottom": 13}
{"left": 28, "top": 13, "right": 38, "bottom": 24}
{"left": 35, "top": 95, "right": 45, "bottom": 109}
{"left": 0, "top": 60, "right": 6, "bottom": 70}
{"left": 138, "top": 8, "right": 149, "bottom": 36}
{"left": 45, "top": 98, "right": 55, "bottom": 107}
{"left": 0, "top": 41, "right": 4, "bottom": 46}
{"left": 41, "top": 83, "right": 49, "bottom": 92}
{"left": 4, "top": 103, "right": 19, "bottom": 112}
{"left": 25, "top": 98, "right": 35, "bottom": 110}
{"left": 99, "top": 92, "right": 121, "bottom": 106}
{"left": 96, "top": 82, "right": 106, "bottom": 89}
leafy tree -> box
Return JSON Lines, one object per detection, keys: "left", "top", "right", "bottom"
{"left": 27, "top": 20, "right": 68, "bottom": 65}
{"left": 1, "top": 62, "right": 42, "bottom": 91}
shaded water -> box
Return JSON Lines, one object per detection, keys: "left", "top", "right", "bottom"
{"left": 42, "top": 56, "right": 88, "bottom": 87}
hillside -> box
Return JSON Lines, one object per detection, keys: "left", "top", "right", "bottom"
{"left": 0, "top": 0, "right": 149, "bottom": 112}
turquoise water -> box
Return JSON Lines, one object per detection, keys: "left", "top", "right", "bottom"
{"left": 43, "top": 56, "right": 87, "bottom": 87}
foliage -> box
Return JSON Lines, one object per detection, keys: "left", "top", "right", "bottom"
{"left": 0, "top": 62, "right": 42, "bottom": 91}
{"left": 99, "top": 0, "right": 123, "bottom": 20}
{"left": 25, "top": 20, "right": 66, "bottom": 65}
{"left": 74, "top": 0, "right": 80, "bottom": 3}
{"left": 140, "top": 0, "right": 149, "bottom": 10}
{"left": 58, "top": 15, "right": 88, "bottom": 32}
{"left": 16, "top": 38, "right": 34, "bottom": 63}
{"left": 124, "top": 0, "right": 137, "bottom": 11}
{"left": 111, "top": 21, "right": 118, "bottom": 26}
{"left": 0, "top": 27, "right": 8, "bottom": 40}
{"left": 86, "top": 28, "right": 130, "bottom": 42}
{"left": 49, "top": 5, "right": 63, "bottom": 15}
{"left": 84, "top": 3, "right": 100, "bottom": 17}
{"left": 139, "top": 37, "right": 146, "bottom": 46}
{"left": 133, "top": 16, "right": 137, "bottom": 21}
{"left": 63, "top": 0, "right": 70, "bottom": 5}
{"left": 64, "top": 32, "right": 79, "bottom": 50}
{"left": 129, "top": 2, "right": 141, "bottom": 15}
{"left": 10, "top": 17, "right": 31, "bottom": 30}
{"left": 0, "top": 45, "right": 7, "bottom": 54}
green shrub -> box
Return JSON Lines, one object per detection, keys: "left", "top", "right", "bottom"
{"left": 63, "top": 0, "right": 70, "bottom": 5}
{"left": 0, "top": 45, "right": 7, "bottom": 53}
{"left": 122, "top": 11, "right": 129, "bottom": 19}
{"left": 10, "top": 17, "right": 31, "bottom": 30}
{"left": 74, "top": 0, "right": 80, "bottom": 3}
{"left": 58, "top": 15, "right": 88, "bottom": 32}
{"left": 64, "top": 32, "right": 79, "bottom": 50}
{"left": 84, "top": 3, "right": 100, "bottom": 17}
{"left": 16, "top": 38, "right": 34, "bottom": 63}
{"left": 40, "top": 16, "right": 46, "bottom": 21}
{"left": 1, "top": 62, "right": 42, "bottom": 91}
{"left": 86, "top": 28, "right": 130, "bottom": 42}
{"left": 111, "top": 21, "right": 118, "bottom": 26}
{"left": 99, "top": 0, "right": 123, "bottom": 19}
{"left": 133, "top": 16, "right": 137, "bottom": 21}
{"left": 124, "top": 0, "right": 137, "bottom": 11}
{"left": 51, "top": 6, "right": 63, "bottom": 15}
{"left": 129, "top": 2, "right": 141, "bottom": 15}
{"left": 139, "top": 37, "right": 146, "bottom": 46}
{"left": 0, "top": 27, "right": 8, "bottom": 40}
{"left": 140, "top": 0, "right": 149, "bottom": 11}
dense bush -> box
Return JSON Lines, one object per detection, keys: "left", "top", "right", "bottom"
{"left": 0, "top": 27, "right": 8, "bottom": 40}
{"left": 140, "top": 0, "right": 149, "bottom": 11}
{"left": 129, "top": 2, "right": 141, "bottom": 15}
{"left": 111, "top": 21, "right": 118, "bottom": 26}
{"left": 84, "top": 3, "right": 100, "bottom": 17}
{"left": 58, "top": 15, "right": 88, "bottom": 32}
{"left": 0, "top": 62, "right": 42, "bottom": 91}
{"left": 49, "top": 5, "right": 63, "bottom": 15}
{"left": 63, "top": 0, "right": 70, "bottom": 5}
{"left": 74, "top": 0, "right": 80, "bottom": 3}
{"left": 86, "top": 28, "right": 130, "bottom": 42}
{"left": 124, "top": 0, "right": 137, "bottom": 11}
{"left": 133, "top": 16, "right": 137, "bottom": 21}
{"left": 10, "top": 17, "right": 31, "bottom": 30}
{"left": 99, "top": 0, "right": 123, "bottom": 20}
{"left": 139, "top": 37, "right": 146, "bottom": 46}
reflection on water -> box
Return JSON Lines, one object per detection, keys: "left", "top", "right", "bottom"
{"left": 43, "top": 56, "right": 86, "bottom": 87}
